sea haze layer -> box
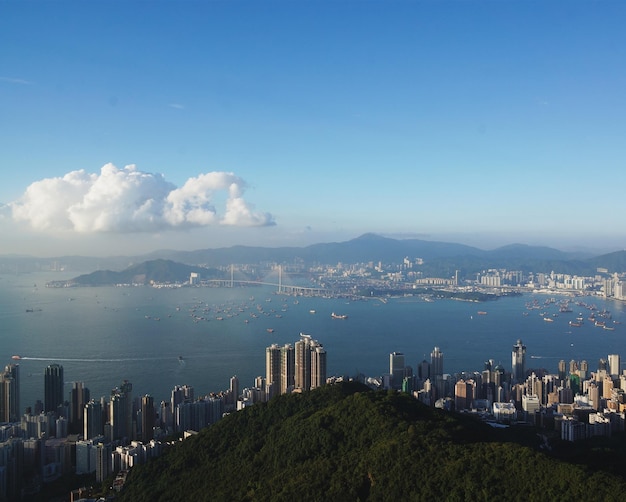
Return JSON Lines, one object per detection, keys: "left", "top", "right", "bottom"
{"left": 1, "top": 272, "right": 624, "bottom": 410}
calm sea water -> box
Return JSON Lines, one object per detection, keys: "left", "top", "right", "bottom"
{"left": 1, "top": 271, "right": 625, "bottom": 410}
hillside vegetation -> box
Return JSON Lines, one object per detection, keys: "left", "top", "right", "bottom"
{"left": 46, "top": 259, "right": 220, "bottom": 286}
{"left": 118, "top": 383, "right": 626, "bottom": 501}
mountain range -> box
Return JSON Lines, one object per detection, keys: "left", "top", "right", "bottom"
{"left": 2, "top": 233, "right": 626, "bottom": 279}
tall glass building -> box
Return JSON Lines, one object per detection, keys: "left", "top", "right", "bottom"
{"left": 44, "top": 364, "right": 64, "bottom": 414}
{"left": 511, "top": 339, "right": 526, "bottom": 383}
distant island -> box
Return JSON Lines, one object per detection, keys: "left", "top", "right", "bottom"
{"left": 45, "top": 259, "right": 220, "bottom": 287}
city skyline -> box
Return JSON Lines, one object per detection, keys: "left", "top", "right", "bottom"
{"left": 2, "top": 2, "right": 626, "bottom": 257}
{"left": 6, "top": 339, "right": 623, "bottom": 431}
{"left": 4, "top": 340, "right": 625, "bottom": 499}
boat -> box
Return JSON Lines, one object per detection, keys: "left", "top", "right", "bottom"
{"left": 543, "top": 317, "right": 554, "bottom": 322}
{"left": 569, "top": 321, "right": 582, "bottom": 327}
{"left": 603, "top": 326, "right": 615, "bottom": 331}
{"left": 477, "top": 311, "right": 487, "bottom": 315}
{"left": 178, "top": 356, "right": 184, "bottom": 361}
{"left": 331, "top": 312, "right": 348, "bottom": 320}
{"left": 11, "top": 355, "right": 21, "bottom": 360}
{"left": 266, "top": 328, "right": 275, "bottom": 333}
{"left": 309, "top": 310, "right": 316, "bottom": 314}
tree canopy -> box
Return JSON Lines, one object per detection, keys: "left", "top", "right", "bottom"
{"left": 118, "top": 382, "right": 626, "bottom": 501}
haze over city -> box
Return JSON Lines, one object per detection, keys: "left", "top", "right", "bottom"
{"left": 1, "top": 1, "right": 625, "bottom": 257}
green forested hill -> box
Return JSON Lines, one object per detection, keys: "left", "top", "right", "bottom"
{"left": 118, "top": 383, "right": 626, "bottom": 501}
{"left": 46, "top": 259, "right": 222, "bottom": 286}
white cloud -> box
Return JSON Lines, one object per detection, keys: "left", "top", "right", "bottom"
{"left": 9, "top": 164, "right": 275, "bottom": 233}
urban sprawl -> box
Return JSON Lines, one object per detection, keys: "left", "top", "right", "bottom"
{"left": 1, "top": 260, "right": 626, "bottom": 499}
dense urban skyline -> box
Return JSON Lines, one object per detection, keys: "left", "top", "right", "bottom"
{"left": 1, "top": 1, "right": 626, "bottom": 257}
{"left": 2, "top": 289, "right": 625, "bottom": 499}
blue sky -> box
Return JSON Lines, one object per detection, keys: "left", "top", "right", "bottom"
{"left": 1, "top": 1, "right": 625, "bottom": 256}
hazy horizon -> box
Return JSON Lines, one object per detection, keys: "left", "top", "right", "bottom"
{"left": 0, "top": 230, "right": 624, "bottom": 261}
{"left": 2, "top": 2, "right": 625, "bottom": 257}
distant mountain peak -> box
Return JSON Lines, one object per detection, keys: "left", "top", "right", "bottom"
{"left": 353, "top": 233, "right": 387, "bottom": 241}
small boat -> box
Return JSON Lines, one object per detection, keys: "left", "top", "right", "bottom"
{"left": 309, "top": 310, "right": 316, "bottom": 314}
{"left": 331, "top": 312, "right": 348, "bottom": 320}
{"left": 543, "top": 317, "right": 554, "bottom": 322}
{"left": 11, "top": 355, "right": 21, "bottom": 360}
{"left": 267, "top": 328, "right": 275, "bottom": 333}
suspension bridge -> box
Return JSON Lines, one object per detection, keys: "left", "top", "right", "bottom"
{"left": 202, "top": 265, "right": 331, "bottom": 296}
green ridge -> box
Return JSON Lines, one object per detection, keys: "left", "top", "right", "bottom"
{"left": 118, "top": 383, "right": 626, "bottom": 501}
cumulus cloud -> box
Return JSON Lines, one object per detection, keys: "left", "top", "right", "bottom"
{"left": 9, "top": 164, "right": 275, "bottom": 233}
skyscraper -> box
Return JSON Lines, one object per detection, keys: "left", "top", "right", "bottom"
{"left": 0, "top": 364, "right": 20, "bottom": 423}
{"left": 141, "top": 395, "right": 155, "bottom": 442}
{"left": 95, "top": 442, "right": 112, "bottom": 483}
{"left": 267, "top": 335, "right": 326, "bottom": 396}
{"left": 83, "top": 399, "right": 103, "bottom": 440}
{"left": 558, "top": 360, "right": 566, "bottom": 381}
{"left": 110, "top": 392, "right": 128, "bottom": 442}
{"left": 44, "top": 364, "right": 64, "bottom": 414}
{"left": 310, "top": 345, "right": 327, "bottom": 389}
{"left": 171, "top": 383, "right": 194, "bottom": 426}
{"left": 430, "top": 347, "right": 443, "bottom": 378}
{"left": 512, "top": 339, "right": 526, "bottom": 383}
{"left": 295, "top": 334, "right": 327, "bottom": 392}
{"left": 229, "top": 376, "right": 239, "bottom": 404}
{"left": 608, "top": 354, "right": 621, "bottom": 377}
{"left": 266, "top": 344, "right": 282, "bottom": 398}
{"left": 454, "top": 379, "right": 473, "bottom": 411}
{"left": 110, "top": 380, "right": 133, "bottom": 442}
{"left": 389, "top": 352, "right": 405, "bottom": 390}
{"left": 418, "top": 359, "right": 430, "bottom": 381}
{"left": 280, "top": 343, "right": 295, "bottom": 394}
{"left": 295, "top": 334, "right": 312, "bottom": 390}
{"left": 70, "top": 381, "right": 90, "bottom": 434}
